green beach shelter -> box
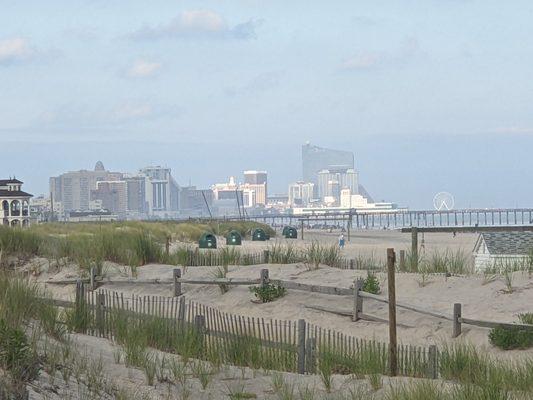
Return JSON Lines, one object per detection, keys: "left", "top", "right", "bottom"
{"left": 199, "top": 232, "right": 217, "bottom": 249}
{"left": 226, "top": 230, "right": 242, "bottom": 245}
{"left": 252, "top": 228, "right": 267, "bottom": 241}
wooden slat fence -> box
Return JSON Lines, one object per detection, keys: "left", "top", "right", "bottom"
{"left": 305, "top": 323, "right": 437, "bottom": 378}
{"left": 61, "top": 285, "right": 438, "bottom": 378}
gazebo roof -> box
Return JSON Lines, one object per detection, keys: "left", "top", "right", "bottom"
{"left": 0, "top": 190, "right": 33, "bottom": 198}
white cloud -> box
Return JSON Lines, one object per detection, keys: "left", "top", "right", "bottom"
{"left": 340, "top": 37, "right": 424, "bottom": 71}
{"left": 131, "top": 9, "right": 261, "bottom": 40}
{"left": 178, "top": 10, "right": 226, "bottom": 32}
{"left": 127, "top": 59, "right": 161, "bottom": 78}
{"left": 0, "top": 37, "right": 34, "bottom": 64}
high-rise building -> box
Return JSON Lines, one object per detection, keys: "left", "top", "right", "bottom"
{"left": 243, "top": 170, "right": 267, "bottom": 205}
{"left": 124, "top": 176, "right": 147, "bottom": 215}
{"left": 288, "top": 182, "right": 314, "bottom": 206}
{"left": 138, "top": 166, "right": 180, "bottom": 217}
{"left": 302, "top": 143, "right": 354, "bottom": 186}
{"left": 317, "top": 168, "right": 358, "bottom": 201}
{"left": 90, "top": 181, "right": 128, "bottom": 215}
{"left": 179, "top": 186, "right": 213, "bottom": 216}
{"left": 49, "top": 162, "right": 123, "bottom": 212}
{"left": 244, "top": 170, "right": 267, "bottom": 185}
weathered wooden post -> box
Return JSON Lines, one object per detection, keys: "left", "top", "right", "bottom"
{"left": 165, "top": 235, "right": 171, "bottom": 256}
{"left": 263, "top": 249, "right": 270, "bottom": 264}
{"left": 349, "top": 259, "right": 355, "bottom": 270}
{"left": 178, "top": 296, "right": 186, "bottom": 330}
{"left": 305, "top": 338, "right": 317, "bottom": 374}
{"left": 427, "top": 344, "right": 438, "bottom": 379}
{"left": 260, "top": 268, "right": 269, "bottom": 288}
{"left": 194, "top": 314, "right": 206, "bottom": 332}
{"left": 89, "top": 267, "right": 97, "bottom": 291}
{"left": 352, "top": 279, "right": 364, "bottom": 321}
{"left": 75, "top": 279, "right": 85, "bottom": 306}
{"left": 399, "top": 250, "right": 405, "bottom": 271}
{"left": 411, "top": 227, "right": 418, "bottom": 270}
{"left": 173, "top": 268, "right": 182, "bottom": 297}
{"left": 96, "top": 292, "right": 105, "bottom": 337}
{"left": 297, "top": 319, "right": 306, "bottom": 374}
{"left": 194, "top": 314, "right": 206, "bottom": 352}
{"left": 347, "top": 217, "right": 351, "bottom": 242}
{"left": 452, "top": 303, "right": 462, "bottom": 338}
{"left": 301, "top": 219, "right": 304, "bottom": 240}
{"left": 387, "top": 248, "right": 398, "bottom": 376}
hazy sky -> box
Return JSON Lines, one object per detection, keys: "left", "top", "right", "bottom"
{"left": 2, "top": 1, "right": 533, "bottom": 209}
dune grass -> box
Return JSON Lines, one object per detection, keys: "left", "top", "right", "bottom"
{"left": 439, "top": 343, "right": 533, "bottom": 394}
{"left": 401, "top": 248, "right": 473, "bottom": 275}
{"left": 0, "top": 220, "right": 273, "bottom": 270}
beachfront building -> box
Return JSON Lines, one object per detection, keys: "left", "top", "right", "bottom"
{"left": 243, "top": 170, "right": 268, "bottom": 205}
{"left": 288, "top": 182, "right": 315, "bottom": 207}
{"left": 317, "top": 168, "right": 358, "bottom": 202}
{"left": 473, "top": 231, "right": 533, "bottom": 271}
{"left": 1, "top": 179, "right": 33, "bottom": 227}
{"left": 49, "top": 161, "right": 123, "bottom": 213}
{"left": 302, "top": 142, "right": 354, "bottom": 186}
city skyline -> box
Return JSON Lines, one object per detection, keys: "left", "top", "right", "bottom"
{"left": 4, "top": 134, "right": 533, "bottom": 211}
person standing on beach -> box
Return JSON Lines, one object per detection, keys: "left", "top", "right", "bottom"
{"left": 339, "top": 234, "right": 345, "bottom": 249}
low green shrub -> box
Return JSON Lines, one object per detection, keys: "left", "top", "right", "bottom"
{"left": 362, "top": 272, "right": 380, "bottom": 294}
{"left": 0, "top": 319, "right": 39, "bottom": 383}
{"left": 249, "top": 282, "right": 286, "bottom": 303}
{"left": 489, "top": 325, "right": 533, "bottom": 350}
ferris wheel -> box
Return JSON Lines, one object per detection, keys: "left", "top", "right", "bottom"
{"left": 433, "top": 192, "right": 454, "bottom": 211}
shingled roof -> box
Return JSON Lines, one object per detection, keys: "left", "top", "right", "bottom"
{"left": 0, "top": 190, "right": 33, "bottom": 198}
{"left": 477, "top": 231, "right": 533, "bottom": 255}
{"left": 0, "top": 179, "right": 23, "bottom": 186}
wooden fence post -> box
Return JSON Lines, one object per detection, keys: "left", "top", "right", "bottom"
{"left": 194, "top": 314, "right": 206, "bottom": 352}
{"left": 297, "top": 319, "right": 306, "bottom": 374}
{"left": 260, "top": 269, "right": 269, "bottom": 287}
{"left": 427, "top": 344, "right": 438, "bottom": 379}
{"left": 96, "top": 292, "right": 105, "bottom": 337}
{"left": 263, "top": 249, "right": 270, "bottom": 264}
{"left": 178, "top": 296, "right": 186, "bottom": 330}
{"left": 173, "top": 268, "right": 182, "bottom": 297}
{"left": 399, "top": 250, "right": 405, "bottom": 271}
{"left": 75, "top": 279, "right": 85, "bottom": 306}
{"left": 349, "top": 259, "right": 355, "bottom": 270}
{"left": 387, "top": 248, "right": 398, "bottom": 377}
{"left": 165, "top": 235, "right": 170, "bottom": 256}
{"left": 411, "top": 227, "right": 418, "bottom": 270}
{"left": 194, "top": 314, "right": 206, "bottom": 332}
{"left": 89, "top": 267, "right": 96, "bottom": 290}
{"left": 305, "top": 338, "right": 316, "bottom": 374}
{"left": 347, "top": 218, "right": 351, "bottom": 242}
{"left": 353, "top": 279, "right": 364, "bottom": 321}
{"left": 453, "top": 303, "right": 462, "bottom": 338}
